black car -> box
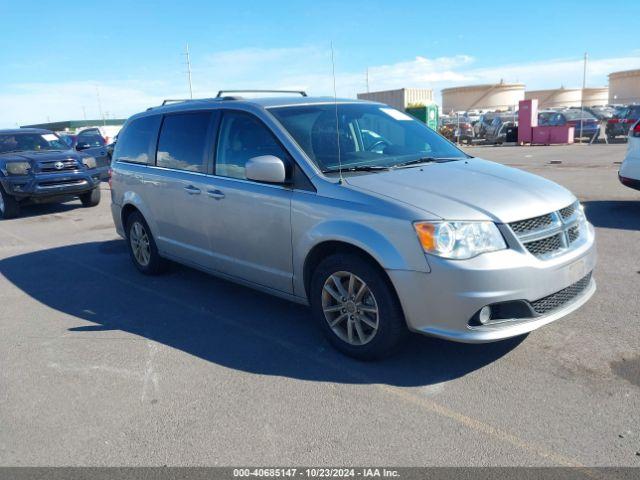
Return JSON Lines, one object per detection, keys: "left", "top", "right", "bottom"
{"left": 0, "top": 128, "right": 101, "bottom": 219}
{"left": 74, "top": 127, "right": 112, "bottom": 180}
{"left": 606, "top": 105, "right": 640, "bottom": 142}
{"left": 484, "top": 114, "right": 517, "bottom": 144}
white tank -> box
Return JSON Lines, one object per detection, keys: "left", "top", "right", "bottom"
{"left": 441, "top": 82, "right": 525, "bottom": 113}
{"left": 609, "top": 69, "right": 640, "bottom": 104}
{"left": 525, "top": 87, "right": 609, "bottom": 108}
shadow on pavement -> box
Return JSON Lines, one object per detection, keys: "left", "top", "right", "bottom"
{"left": 583, "top": 200, "right": 640, "bottom": 231}
{"left": 0, "top": 240, "right": 524, "bottom": 387}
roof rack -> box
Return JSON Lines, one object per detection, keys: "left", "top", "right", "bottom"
{"left": 161, "top": 99, "right": 196, "bottom": 106}
{"left": 216, "top": 90, "right": 307, "bottom": 98}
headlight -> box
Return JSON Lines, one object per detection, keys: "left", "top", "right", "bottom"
{"left": 5, "top": 161, "right": 31, "bottom": 176}
{"left": 82, "top": 156, "right": 97, "bottom": 169}
{"left": 414, "top": 221, "right": 507, "bottom": 259}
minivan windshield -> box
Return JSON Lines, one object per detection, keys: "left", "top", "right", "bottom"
{"left": 0, "top": 132, "right": 69, "bottom": 154}
{"left": 269, "top": 103, "right": 468, "bottom": 172}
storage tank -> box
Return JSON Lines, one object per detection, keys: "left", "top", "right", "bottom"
{"left": 441, "top": 82, "right": 525, "bottom": 113}
{"left": 582, "top": 87, "right": 609, "bottom": 106}
{"left": 525, "top": 87, "right": 609, "bottom": 108}
{"left": 609, "top": 69, "right": 640, "bottom": 104}
{"left": 357, "top": 88, "right": 434, "bottom": 111}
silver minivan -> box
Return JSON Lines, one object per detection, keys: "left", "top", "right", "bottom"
{"left": 110, "top": 92, "right": 596, "bottom": 359}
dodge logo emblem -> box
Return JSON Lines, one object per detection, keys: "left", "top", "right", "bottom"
{"left": 54, "top": 161, "right": 64, "bottom": 170}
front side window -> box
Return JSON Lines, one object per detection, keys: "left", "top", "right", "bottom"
{"left": 215, "top": 111, "right": 290, "bottom": 180}
{"left": 269, "top": 103, "right": 467, "bottom": 173}
{"left": 114, "top": 115, "right": 161, "bottom": 164}
{"left": 156, "top": 112, "right": 212, "bottom": 172}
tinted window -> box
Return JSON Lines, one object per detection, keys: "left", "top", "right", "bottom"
{"left": 115, "top": 115, "right": 161, "bottom": 164}
{"left": 215, "top": 111, "right": 290, "bottom": 180}
{"left": 77, "top": 129, "right": 106, "bottom": 147}
{"left": 156, "top": 112, "right": 212, "bottom": 172}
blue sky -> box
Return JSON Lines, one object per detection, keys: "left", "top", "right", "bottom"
{"left": 1, "top": 0, "right": 639, "bottom": 126}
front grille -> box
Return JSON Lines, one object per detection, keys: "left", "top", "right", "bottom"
{"left": 530, "top": 272, "right": 592, "bottom": 315}
{"left": 509, "top": 202, "right": 584, "bottom": 259}
{"left": 39, "top": 159, "right": 79, "bottom": 173}
{"left": 559, "top": 204, "right": 576, "bottom": 220}
{"left": 510, "top": 214, "right": 554, "bottom": 234}
{"left": 525, "top": 233, "right": 563, "bottom": 256}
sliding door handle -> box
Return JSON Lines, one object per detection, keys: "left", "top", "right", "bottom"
{"left": 207, "top": 189, "right": 225, "bottom": 200}
{"left": 184, "top": 185, "right": 201, "bottom": 195}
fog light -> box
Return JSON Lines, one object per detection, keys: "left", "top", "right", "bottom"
{"left": 478, "top": 306, "right": 492, "bottom": 325}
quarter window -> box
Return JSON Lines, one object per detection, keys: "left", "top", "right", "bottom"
{"left": 156, "top": 112, "right": 212, "bottom": 172}
{"left": 114, "top": 115, "right": 161, "bottom": 164}
{"left": 215, "top": 111, "right": 290, "bottom": 180}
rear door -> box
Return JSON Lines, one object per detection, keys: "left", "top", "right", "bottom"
{"left": 197, "top": 109, "right": 294, "bottom": 293}
{"left": 145, "top": 110, "right": 217, "bottom": 266}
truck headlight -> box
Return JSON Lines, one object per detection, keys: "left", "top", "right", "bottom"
{"left": 414, "top": 221, "right": 507, "bottom": 259}
{"left": 82, "top": 156, "right": 97, "bottom": 169}
{"left": 5, "top": 161, "right": 31, "bottom": 176}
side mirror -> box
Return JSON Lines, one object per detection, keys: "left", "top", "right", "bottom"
{"left": 76, "top": 142, "right": 91, "bottom": 151}
{"left": 245, "top": 155, "right": 287, "bottom": 184}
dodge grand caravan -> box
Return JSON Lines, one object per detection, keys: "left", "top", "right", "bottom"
{"left": 110, "top": 92, "right": 596, "bottom": 359}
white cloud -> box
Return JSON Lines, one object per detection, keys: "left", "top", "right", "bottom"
{"left": 2, "top": 47, "right": 640, "bottom": 128}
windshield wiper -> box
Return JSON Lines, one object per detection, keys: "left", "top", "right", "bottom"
{"left": 322, "top": 165, "right": 390, "bottom": 174}
{"left": 392, "top": 156, "right": 468, "bottom": 168}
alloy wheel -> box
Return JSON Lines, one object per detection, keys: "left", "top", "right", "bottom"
{"left": 321, "top": 271, "right": 379, "bottom": 346}
{"left": 129, "top": 221, "right": 151, "bottom": 267}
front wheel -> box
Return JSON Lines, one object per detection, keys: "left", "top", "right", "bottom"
{"left": 0, "top": 186, "right": 20, "bottom": 219}
{"left": 310, "top": 253, "right": 407, "bottom": 360}
{"left": 79, "top": 187, "right": 101, "bottom": 207}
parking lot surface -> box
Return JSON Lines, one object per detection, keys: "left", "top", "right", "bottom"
{"left": 0, "top": 144, "right": 638, "bottom": 466}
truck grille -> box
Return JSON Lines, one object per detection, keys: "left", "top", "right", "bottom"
{"left": 508, "top": 202, "right": 585, "bottom": 259}
{"left": 39, "top": 159, "right": 79, "bottom": 173}
{"left": 530, "top": 272, "right": 592, "bottom": 315}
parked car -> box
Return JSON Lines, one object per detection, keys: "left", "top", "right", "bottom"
{"left": 473, "top": 113, "right": 498, "bottom": 139}
{"left": 58, "top": 133, "right": 77, "bottom": 149}
{"left": 619, "top": 120, "right": 640, "bottom": 191}
{"left": 0, "top": 128, "right": 101, "bottom": 219}
{"left": 110, "top": 95, "right": 596, "bottom": 359}
{"left": 439, "top": 116, "right": 474, "bottom": 143}
{"left": 537, "top": 110, "right": 556, "bottom": 126}
{"left": 606, "top": 105, "right": 640, "bottom": 142}
{"left": 546, "top": 110, "right": 599, "bottom": 141}
{"left": 75, "top": 127, "right": 117, "bottom": 180}
{"left": 484, "top": 114, "right": 517, "bottom": 144}
{"left": 582, "top": 106, "right": 614, "bottom": 121}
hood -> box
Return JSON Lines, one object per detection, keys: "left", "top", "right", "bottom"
{"left": 0, "top": 149, "right": 79, "bottom": 163}
{"left": 345, "top": 158, "right": 576, "bottom": 223}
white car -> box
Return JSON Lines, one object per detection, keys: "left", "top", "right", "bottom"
{"left": 619, "top": 120, "right": 640, "bottom": 191}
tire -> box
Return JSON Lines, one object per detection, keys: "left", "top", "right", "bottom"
{"left": 310, "top": 253, "right": 407, "bottom": 360}
{"left": 125, "top": 211, "right": 167, "bottom": 275}
{"left": 79, "top": 187, "right": 101, "bottom": 207}
{"left": 0, "top": 185, "right": 20, "bottom": 219}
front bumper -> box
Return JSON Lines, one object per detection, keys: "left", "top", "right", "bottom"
{"left": 387, "top": 224, "right": 597, "bottom": 343}
{"left": 1, "top": 171, "right": 101, "bottom": 198}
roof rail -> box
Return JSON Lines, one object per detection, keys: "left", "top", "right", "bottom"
{"left": 216, "top": 90, "right": 307, "bottom": 98}
{"left": 161, "top": 99, "right": 196, "bottom": 106}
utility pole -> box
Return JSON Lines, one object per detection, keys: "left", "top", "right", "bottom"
{"left": 96, "top": 86, "right": 105, "bottom": 126}
{"left": 580, "top": 52, "right": 588, "bottom": 143}
{"left": 81, "top": 105, "right": 87, "bottom": 121}
{"left": 184, "top": 43, "right": 194, "bottom": 99}
{"left": 366, "top": 68, "right": 370, "bottom": 93}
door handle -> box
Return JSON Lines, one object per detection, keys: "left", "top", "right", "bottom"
{"left": 184, "top": 185, "right": 201, "bottom": 195}
{"left": 207, "top": 189, "right": 225, "bottom": 200}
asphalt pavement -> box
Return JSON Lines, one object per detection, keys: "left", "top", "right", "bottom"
{"left": 0, "top": 143, "right": 638, "bottom": 467}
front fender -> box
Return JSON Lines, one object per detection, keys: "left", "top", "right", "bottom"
{"left": 293, "top": 219, "right": 430, "bottom": 298}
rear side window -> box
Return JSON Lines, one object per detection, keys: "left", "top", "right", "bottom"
{"left": 77, "top": 129, "right": 105, "bottom": 147}
{"left": 115, "top": 115, "right": 161, "bottom": 164}
{"left": 156, "top": 112, "right": 212, "bottom": 173}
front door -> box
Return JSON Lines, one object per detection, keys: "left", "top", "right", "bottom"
{"left": 200, "top": 110, "right": 294, "bottom": 293}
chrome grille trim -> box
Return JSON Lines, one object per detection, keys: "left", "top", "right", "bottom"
{"left": 509, "top": 202, "right": 584, "bottom": 259}
{"left": 38, "top": 159, "right": 79, "bottom": 173}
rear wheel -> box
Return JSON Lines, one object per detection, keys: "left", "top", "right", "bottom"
{"left": 0, "top": 186, "right": 20, "bottom": 219}
{"left": 310, "top": 253, "right": 407, "bottom": 360}
{"left": 125, "top": 211, "right": 167, "bottom": 275}
{"left": 79, "top": 187, "right": 101, "bottom": 207}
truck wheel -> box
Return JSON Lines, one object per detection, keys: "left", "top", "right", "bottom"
{"left": 125, "top": 211, "right": 167, "bottom": 275}
{"left": 310, "top": 253, "right": 407, "bottom": 360}
{"left": 0, "top": 186, "right": 20, "bottom": 219}
{"left": 80, "top": 187, "right": 101, "bottom": 207}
